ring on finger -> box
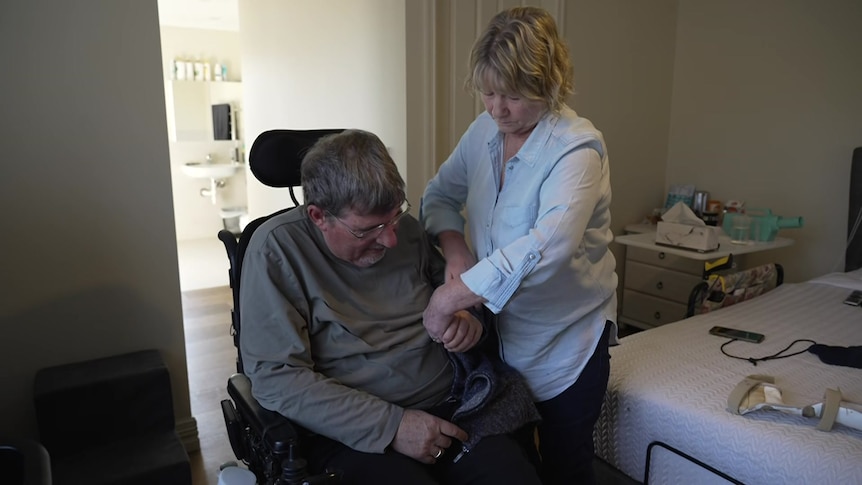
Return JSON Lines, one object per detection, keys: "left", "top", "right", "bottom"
{"left": 433, "top": 449, "right": 443, "bottom": 459}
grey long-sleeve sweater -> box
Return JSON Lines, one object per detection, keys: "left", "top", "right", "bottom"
{"left": 240, "top": 209, "right": 453, "bottom": 453}
{"left": 241, "top": 207, "right": 539, "bottom": 456}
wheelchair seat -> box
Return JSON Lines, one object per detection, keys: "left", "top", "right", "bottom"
{"left": 219, "top": 129, "right": 343, "bottom": 485}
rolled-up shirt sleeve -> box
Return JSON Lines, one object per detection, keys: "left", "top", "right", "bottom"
{"left": 460, "top": 146, "right": 605, "bottom": 314}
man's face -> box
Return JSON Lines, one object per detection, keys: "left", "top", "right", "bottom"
{"left": 308, "top": 202, "right": 408, "bottom": 268}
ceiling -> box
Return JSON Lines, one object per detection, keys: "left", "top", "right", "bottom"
{"left": 157, "top": 0, "right": 239, "bottom": 31}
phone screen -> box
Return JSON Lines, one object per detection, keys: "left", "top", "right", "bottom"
{"left": 709, "top": 326, "right": 765, "bottom": 343}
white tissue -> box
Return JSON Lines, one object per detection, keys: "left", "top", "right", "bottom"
{"left": 662, "top": 201, "right": 706, "bottom": 226}
{"left": 655, "top": 201, "right": 719, "bottom": 251}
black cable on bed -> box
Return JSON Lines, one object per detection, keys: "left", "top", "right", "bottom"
{"left": 720, "top": 339, "right": 818, "bottom": 366}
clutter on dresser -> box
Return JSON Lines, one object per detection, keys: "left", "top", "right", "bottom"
{"left": 722, "top": 208, "right": 804, "bottom": 243}
{"left": 655, "top": 201, "right": 720, "bottom": 252}
{"left": 664, "top": 184, "right": 696, "bottom": 210}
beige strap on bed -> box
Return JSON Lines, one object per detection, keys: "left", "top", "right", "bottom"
{"left": 817, "top": 388, "right": 842, "bottom": 431}
{"left": 726, "top": 374, "right": 775, "bottom": 414}
{"left": 728, "top": 377, "right": 849, "bottom": 432}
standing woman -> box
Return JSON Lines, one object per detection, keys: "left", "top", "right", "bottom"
{"left": 420, "top": 6, "right": 618, "bottom": 484}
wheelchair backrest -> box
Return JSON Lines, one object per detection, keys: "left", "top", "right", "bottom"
{"left": 220, "top": 129, "right": 345, "bottom": 373}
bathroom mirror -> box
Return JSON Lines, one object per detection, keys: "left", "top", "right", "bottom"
{"left": 165, "top": 80, "right": 242, "bottom": 142}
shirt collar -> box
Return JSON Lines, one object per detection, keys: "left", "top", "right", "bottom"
{"left": 486, "top": 111, "right": 559, "bottom": 168}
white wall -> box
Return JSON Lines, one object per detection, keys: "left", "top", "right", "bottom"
{"left": 667, "top": 0, "right": 862, "bottom": 281}
{"left": 0, "top": 0, "right": 192, "bottom": 441}
{"left": 159, "top": 26, "right": 247, "bottom": 241}
{"left": 239, "top": 0, "right": 406, "bottom": 219}
{"left": 562, "top": 0, "right": 678, "bottom": 271}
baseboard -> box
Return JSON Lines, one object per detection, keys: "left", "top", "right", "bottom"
{"left": 177, "top": 415, "right": 200, "bottom": 453}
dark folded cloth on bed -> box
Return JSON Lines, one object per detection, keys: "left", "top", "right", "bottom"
{"left": 808, "top": 344, "right": 862, "bottom": 369}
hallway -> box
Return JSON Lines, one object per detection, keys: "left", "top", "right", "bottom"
{"left": 182, "top": 285, "right": 241, "bottom": 485}
{"left": 177, "top": 237, "right": 229, "bottom": 292}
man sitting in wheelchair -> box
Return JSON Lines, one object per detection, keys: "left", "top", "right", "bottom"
{"left": 240, "top": 129, "right": 541, "bottom": 485}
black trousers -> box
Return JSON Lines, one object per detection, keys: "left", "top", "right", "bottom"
{"left": 533, "top": 321, "right": 613, "bottom": 485}
{"left": 305, "top": 407, "right": 540, "bottom": 485}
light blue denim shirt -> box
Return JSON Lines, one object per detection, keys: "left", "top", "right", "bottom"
{"left": 421, "top": 106, "right": 619, "bottom": 401}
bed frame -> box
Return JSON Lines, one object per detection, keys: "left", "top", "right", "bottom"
{"left": 847, "top": 147, "right": 861, "bottom": 272}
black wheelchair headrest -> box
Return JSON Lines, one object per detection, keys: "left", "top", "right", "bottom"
{"left": 249, "top": 129, "right": 345, "bottom": 188}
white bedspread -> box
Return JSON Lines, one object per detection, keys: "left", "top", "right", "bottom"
{"left": 595, "top": 275, "right": 862, "bottom": 484}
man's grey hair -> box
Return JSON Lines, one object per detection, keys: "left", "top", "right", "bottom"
{"left": 301, "top": 129, "right": 405, "bottom": 217}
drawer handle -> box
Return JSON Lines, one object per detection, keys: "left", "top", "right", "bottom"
{"left": 658, "top": 252, "right": 666, "bottom": 260}
{"left": 656, "top": 281, "right": 664, "bottom": 290}
{"left": 653, "top": 311, "right": 661, "bottom": 320}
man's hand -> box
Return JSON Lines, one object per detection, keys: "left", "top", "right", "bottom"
{"left": 424, "top": 278, "right": 485, "bottom": 343}
{"left": 440, "top": 310, "right": 482, "bottom": 352}
{"left": 391, "top": 409, "right": 468, "bottom": 464}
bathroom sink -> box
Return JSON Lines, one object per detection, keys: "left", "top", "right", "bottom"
{"left": 181, "top": 161, "right": 243, "bottom": 179}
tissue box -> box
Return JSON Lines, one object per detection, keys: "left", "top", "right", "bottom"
{"left": 655, "top": 221, "right": 719, "bottom": 252}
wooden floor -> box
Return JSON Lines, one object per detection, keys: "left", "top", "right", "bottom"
{"left": 182, "top": 286, "right": 242, "bottom": 485}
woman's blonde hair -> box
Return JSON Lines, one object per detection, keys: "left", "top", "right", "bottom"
{"left": 465, "top": 6, "right": 574, "bottom": 114}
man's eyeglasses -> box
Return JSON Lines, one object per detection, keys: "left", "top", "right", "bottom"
{"left": 327, "top": 200, "right": 411, "bottom": 239}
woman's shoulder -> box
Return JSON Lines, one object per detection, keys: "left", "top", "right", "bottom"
{"left": 547, "top": 108, "right": 606, "bottom": 155}
{"left": 554, "top": 106, "right": 599, "bottom": 133}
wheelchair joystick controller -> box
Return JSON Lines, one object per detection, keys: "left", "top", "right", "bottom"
{"left": 276, "top": 442, "right": 341, "bottom": 485}
{"left": 275, "top": 442, "right": 308, "bottom": 485}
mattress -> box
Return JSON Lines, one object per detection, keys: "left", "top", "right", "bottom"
{"left": 595, "top": 272, "right": 862, "bottom": 484}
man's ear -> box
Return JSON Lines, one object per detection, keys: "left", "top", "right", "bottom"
{"left": 307, "top": 204, "right": 328, "bottom": 229}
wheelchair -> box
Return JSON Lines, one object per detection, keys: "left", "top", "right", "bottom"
{"left": 218, "top": 129, "right": 344, "bottom": 485}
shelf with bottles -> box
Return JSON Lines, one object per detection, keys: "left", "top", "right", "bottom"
{"left": 170, "top": 55, "right": 236, "bottom": 83}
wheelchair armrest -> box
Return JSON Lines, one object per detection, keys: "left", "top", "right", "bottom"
{"left": 227, "top": 373, "right": 300, "bottom": 455}
{"left": 221, "top": 398, "right": 249, "bottom": 462}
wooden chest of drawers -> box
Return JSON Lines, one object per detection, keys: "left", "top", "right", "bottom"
{"left": 620, "top": 246, "right": 704, "bottom": 328}
{"left": 616, "top": 228, "right": 793, "bottom": 330}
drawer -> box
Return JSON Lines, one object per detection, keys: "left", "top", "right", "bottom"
{"left": 621, "top": 289, "right": 689, "bottom": 327}
{"left": 626, "top": 246, "right": 704, "bottom": 275}
{"left": 624, "top": 261, "right": 703, "bottom": 303}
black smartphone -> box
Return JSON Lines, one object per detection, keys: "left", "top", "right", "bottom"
{"left": 709, "top": 326, "right": 765, "bottom": 343}
{"left": 843, "top": 290, "right": 862, "bottom": 306}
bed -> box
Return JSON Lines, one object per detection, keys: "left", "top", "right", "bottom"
{"left": 594, "top": 269, "right": 862, "bottom": 484}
